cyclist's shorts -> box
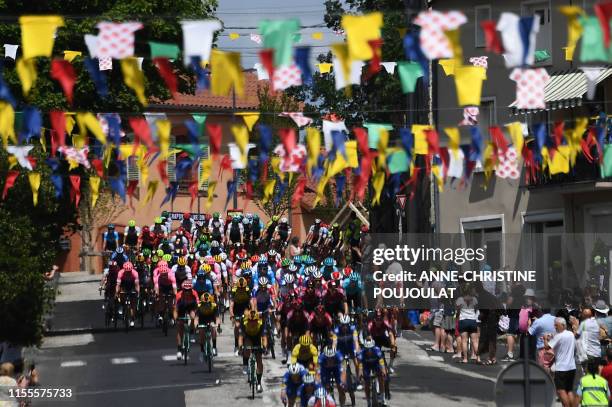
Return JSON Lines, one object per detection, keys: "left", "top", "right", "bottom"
{"left": 198, "top": 311, "right": 216, "bottom": 324}
{"left": 232, "top": 303, "right": 248, "bottom": 318}
{"left": 363, "top": 364, "right": 382, "bottom": 380}
{"left": 120, "top": 280, "right": 136, "bottom": 293}
{"left": 177, "top": 300, "right": 198, "bottom": 316}
{"left": 373, "top": 335, "right": 391, "bottom": 349}
{"left": 285, "top": 384, "right": 300, "bottom": 399}
{"left": 320, "top": 370, "right": 342, "bottom": 387}
{"left": 243, "top": 334, "right": 262, "bottom": 349}
{"left": 346, "top": 294, "right": 362, "bottom": 309}
{"left": 159, "top": 284, "right": 173, "bottom": 296}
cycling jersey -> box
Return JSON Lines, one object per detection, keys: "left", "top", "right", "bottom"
{"left": 307, "top": 394, "right": 336, "bottom": 407}
{"left": 252, "top": 287, "right": 273, "bottom": 313}
{"left": 253, "top": 267, "right": 276, "bottom": 288}
{"left": 110, "top": 252, "right": 128, "bottom": 268}
{"left": 232, "top": 286, "right": 251, "bottom": 305}
{"left": 193, "top": 277, "right": 214, "bottom": 296}
{"left": 117, "top": 268, "right": 139, "bottom": 291}
{"left": 282, "top": 368, "right": 306, "bottom": 399}
{"left": 322, "top": 289, "right": 346, "bottom": 315}
{"left": 243, "top": 318, "right": 264, "bottom": 337}
{"left": 368, "top": 319, "right": 393, "bottom": 338}
{"left": 320, "top": 265, "right": 337, "bottom": 281}
{"left": 297, "top": 384, "right": 319, "bottom": 407}
{"left": 275, "top": 223, "right": 291, "bottom": 241}
{"left": 318, "top": 352, "right": 342, "bottom": 385}
{"left": 228, "top": 222, "right": 243, "bottom": 243}
{"left": 124, "top": 226, "right": 139, "bottom": 246}
{"left": 172, "top": 265, "right": 191, "bottom": 287}
{"left": 291, "top": 344, "right": 318, "bottom": 366}
{"left": 103, "top": 230, "right": 119, "bottom": 250}
{"left": 333, "top": 325, "right": 358, "bottom": 357}
{"left": 342, "top": 278, "right": 364, "bottom": 296}
{"left": 197, "top": 302, "right": 218, "bottom": 322}
{"left": 357, "top": 347, "right": 385, "bottom": 378}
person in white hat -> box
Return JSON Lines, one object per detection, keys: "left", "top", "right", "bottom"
{"left": 594, "top": 300, "right": 612, "bottom": 347}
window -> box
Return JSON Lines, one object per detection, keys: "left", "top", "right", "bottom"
{"left": 461, "top": 216, "right": 504, "bottom": 273}
{"left": 126, "top": 156, "right": 139, "bottom": 181}
{"left": 479, "top": 98, "right": 496, "bottom": 131}
{"left": 522, "top": 213, "right": 563, "bottom": 294}
{"left": 475, "top": 5, "right": 492, "bottom": 48}
{"left": 522, "top": 1, "right": 552, "bottom": 65}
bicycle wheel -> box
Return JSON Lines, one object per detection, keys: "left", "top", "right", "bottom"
{"left": 371, "top": 379, "right": 379, "bottom": 407}
{"left": 346, "top": 362, "right": 355, "bottom": 406}
{"left": 183, "top": 330, "right": 189, "bottom": 365}
{"left": 250, "top": 355, "right": 256, "bottom": 399}
{"left": 206, "top": 336, "right": 213, "bottom": 373}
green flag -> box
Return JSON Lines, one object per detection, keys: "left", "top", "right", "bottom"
{"left": 259, "top": 19, "right": 300, "bottom": 67}
{"left": 192, "top": 113, "right": 207, "bottom": 135}
{"left": 149, "top": 41, "right": 180, "bottom": 59}
{"left": 387, "top": 149, "right": 409, "bottom": 174}
{"left": 601, "top": 144, "right": 612, "bottom": 178}
{"left": 364, "top": 122, "right": 393, "bottom": 149}
{"left": 398, "top": 61, "right": 423, "bottom": 94}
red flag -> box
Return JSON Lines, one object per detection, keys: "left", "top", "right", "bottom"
{"left": 2, "top": 170, "right": 19, "bottom": 200}
{"left": 206, "top": 123, "right": 222, "bottom": 156}
{"left": 27, "top": 156, "right": 37, "bottom": 169}
{"left": 91, "top": 158, "right": 104, "bottom": 178}
{"left": 49, "top": 110, "right": 66, "bottom": 157}
{"left": 553, "top": 121, "right": 565, "bottom": 148}
{"left": 489, "top": 126, "right": 509, "bottom": 156}
{"left": 259, "top": 49, "right": 275, "bottom": 79}
{"left": 424, "top": 129, "right": 440, "bottom": 157}
{"left": 50, "top": 59, "right": 76, "bottom": 105}
{"left": 218, "top": 154, "right": 232, "bottom": 179}
{"left": 188, "top": 180, "right": 198, "bottom": 210}
{"left": 480, "top": 20, "right": 503, "bottom": 54}
{"left": 366, "top": 38, "right": 383, "bottom": 79}
{"left": 355, "top": 155, "right": 373, "bottom": 201}
{"left": 244, "top": 180, "right": 254, "bottom": 204}
{"left": 291, "top": 177, "right": 307, "bottom": 207}
{"left": 157, "top": 160, "right": 168, "bottom": 185}
{"left": 353, "top": 127, "right": 370, "bottom": 156}
{"left": 69, "top": 174, "right": 81, "bottom": 207}
{"left": 521, "top": 144, "right": 537, "bottom": 184}
{"left": 127, "top": 180, "right": 138, "bottom": 210}
{"left": 153, "top": 57, "right": 178, "bottom": 96}
{"left": 279, "top": 128, "right": 297, "bottom": 155}
{"left": 595, "top": 2, "right": 612, "bottom": 48}
{"left": 439, "top": 147, "right": 449, "bottom": 176}
{"left": 581, "top": 128, "right": 599, "bottom": 163}
{"left": 129, "top": 117, "right": 158, "bottom": 154}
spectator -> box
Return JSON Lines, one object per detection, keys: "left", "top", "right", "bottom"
{"left": 543, "top": 317, "right": 575, "bottom": 407}
{"left": 577, "top": 306, "right": 603, "bottom": 368}
{"left": 576, "top": 359, "right": 610, "bottom": 406}
{"left": 475, "top": 281, "right": 501, "bottom": 365}
{"left": 600, "top": 348, "right": 612, "bottom": 392}
{"left": 518, "top": 289, "right": 537, "bottom": 360}
{"left": 527, "top": 308, "right": 556, "bottom": 373}
{"left": 0, "top": 362, "right": 17, "bottom": 407}
{"left": 455, "top": 286, "right": 479, "bottom": 364}
{"left": 501, "top": 291, "right": 520, "bottom": 362}
{"left": 288, "top": 237, "right": 301, "bottom": 258}
{"left": 594, "top": 300, "right": 612, "bottom": 348}
{"left": 0, "top": 343, "right": 22, "bottom": 376}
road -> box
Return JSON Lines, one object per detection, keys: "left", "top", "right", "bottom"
{"left": 28, "top": 272, "right": 503, "bottom": 407}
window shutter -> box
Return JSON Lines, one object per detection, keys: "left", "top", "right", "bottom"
{"left": 126, "top": 156, "right": 140, "bottom": 181}
{"left": 199, "top": 144, "right": 210, "bottom": 192}
{"left": 166, "top": 136, "right": 177, "bottom": 182}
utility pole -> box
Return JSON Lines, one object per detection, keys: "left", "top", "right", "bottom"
{"left": 232, "top": 87, "right": 238, "bottom": 210}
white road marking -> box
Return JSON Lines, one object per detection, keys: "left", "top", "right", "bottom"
{"left": 42, "top": 334, "right": 95, "bottom": 349}
{"left": 111, "top": 357, "right": 138, "bottom": 364}
{"left": 430, "top": 355, "right": 445, "bottom": 362}
{"left": 418, "top": 355, "right": 430, "bottom": 360}
{"left": 60, "top": 360, "right": 86, "bottom": 367}
{"left": 412, "top": 340, "right": 433, "bottom": 346}
{"left": 162, "top": 354, "right": 176, "bottom": 361}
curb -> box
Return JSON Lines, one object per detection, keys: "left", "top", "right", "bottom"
{"left": 45, "top": 325, "right": 160, "bottom": 337}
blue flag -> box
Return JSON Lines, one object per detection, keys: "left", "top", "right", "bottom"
{"left": 50, "top": 174, "right": 63, "bottom": 198}
{"left": 403, "top": 29, "right": 428, "bottom": 85}
{"left": 335, "top": 175, "right": 346, "bottom": 207}
{"left": 0, "top": 64, "right": 16, "bottom": 107}
{"left": 225, "top": 179, "right": 237, "bottom": 210}
{"left": 161, "top": 182, "right": 178, "bottom": 206}
{"left": 295, "top": 47, "right": 312, "bottom": 85}
{"left": 469, "top": 126, "right": 483, "bottom": 162}
{"left": 190, "top": 56, "right": 210, "bottom": 91}
{"left": 20, "top": 106, "right": 42, "bottom": 143}
{"left": 84, "top": 58, "right": 109, "bottom": 97}
{"left": 399, "top": 127, "right": 414, "bottom": 163}
{"left": 258, "top": 123, "right": 273, "bottom": 164}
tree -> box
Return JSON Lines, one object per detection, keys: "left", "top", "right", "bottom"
{"left": 0, "top": 0, "right": 218, "bottom": 346}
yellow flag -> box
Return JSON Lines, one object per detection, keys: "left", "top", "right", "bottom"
{"left": 206, "top": 181, "right": 217, "bottom": 208}
{"left": 317, "top": 63, "right": 333, "bottom": 74}
{"left": 306, "top": 127, "right": 321, "bottom": 175}
{"left": 567, "top": 117, "right": 588, "bottom": 166}
{"left": 77, "top": 112, "right": 107, "bottom": 145}
{"left": 89, "top": 176, "right": 101, "bottom": 208}
{"left": 39, "top": 129, "right": 46, "bottom": 152}
{"left": 236, "top": 112, "right": 260, "bottom": 132}
{"left": 210, "top": 49, "right": 244, "bottom": 97}
{"left": 138, "top": 156, "right": 149, "bottom": 185}
{"left": 547, "top": 145, "right": 571, "bottom": 175}
{"left": 229, "top": 32, "right": 240, "bottom": 40}
{"left": 199, "top": 158, "right": 212, "bottom": 190}
{"left": 327, "top": 140, "right": 359, "bottom": 177}
{"left": 270, "top": 156, "right": 283, "bottom": 180}
{"left": 262, "top": 179, "right": 276, "bottom": 204}
{"left": 121, "top": 57, "right": 147, "bottom": 106}
{"left": 432, "top": 164, "right": 444, "bottom": 192}
{"left": 28, "top": 172, "right": 41, "bottom": 206}
{"left": 412, "top": 124, "right": 432, "bottom": 155}
{"left": 341, "top": 12, "right": 383, "bottom": 60}
{"left": 0, "top": 102, "right": 16, "bottom": 148}
{"left": 331, "top": 43, "right": 351, "bottom": 88}
{"left": 438, "top": 59, "right": 455, "bottom": 76}
{"left": 16, "top": 58, "right": 37, "bottom": 96}
{"left": 19, "top": 16, "right": 64, "bottom": 59}
{"left": 444, "top": 127, "right": 460, "bottom": 159}
{"left": 63, "top": 50, "right": 82, "bottom": 62}
{"left": 482, "top": 142, "right": 496, "bottom": 184}
{"left": 376, "top": 129, "right": 389, "bottom": 171}
{"left": 231, "top": 124, "right": 249, "bottom": 165}
{"left": 444, "top": 29, "right": 463, "bottom": 64}
{"left": 311, "top": 32, "right": 323, "bottom": 40}
{"left": 506, "top": 122, "right": 524, "bottom": 155}
{"left": 65, "top": 113, "right": 76, "bottom": 135}
{"left": 313, "top": 175, "right": 329, "bottom": 208}
{"left": 559, "top": 6, "right": 584, "bottom": 61}
{"left": 157, "top": 119, "right": 171, "bottom": 159}
{"left": 8, "top": 156, "right": 17, "bottom": 169}
{"left": 372, "top": 171, "right": 385, "bottom": 205}
{"left": 143, "top": 180, "right": 159, "bottom": 205}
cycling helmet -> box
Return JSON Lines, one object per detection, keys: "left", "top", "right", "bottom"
{"left": 331, "top": 271, "right": 341, "bottom": 281}
{"left": 303, "top": 374, "right": 315, "bottom": 384}
{"left": 152, "top": 255, "right": 159, "bottom": 263}
{"left": 115, "top": 247, "right": 124, "bottom": 254}
{"left": 157, "top": 260, "right": 168, "bottom": 268}
{"left": 210, "top": 240, "right": 220, "bottom": 248}
{"left": 281, "top": 258, "right": 291, "bottom": 267}
{"left": 305, "top": 256, "right": 315, "bottom": 265}
{"left": 156, "top": 249, "right": 164, "bottom": 257}
{"left": 272, "top": 215, "right": 280, "bottom": 222}
{"left": 323, "top": 257, "right": 335, "bottom": 267}
{"left": 154, "top": 216, "right": 162, "bottom": 224}
{"left": 324, "top": 346, "right": 336, "bottom": 358}
{"left": 182, "top": 280, "right": 192, "bottom": 290}
{"left": 177, "top": 257, "right": 187, "bottom": 266}
{"left": 240, "top": 261, "right": 251, "bottom": 270}
{"left": 237, "top": 277, "right": 248, "bottom": 288}
{"left": 340, "top": 314, "right": 351, "bottom": 325}
{"left": 258, "top": 257, "right": 268, "bottom": 265}
{"left": 314, "top": 388, "right": 327, "bottom": 399}
{"left": 162, "top": 254, "right": 172, "bottom": 262}
{"left": 299, "top": 334, "right": 312, "bottom": 346}
{"left": 242, "top": 217, "right": 249, "bottom": 225}
{"left": 349, "top": 272, "right": 360, "bottom": 282}
{"left": 314, "top": 218, "right": 321, "bottom": 224}
{"left": 161, "top": 210, "right": 169, "bottom": 218}
{"left": 136, "top": 254, "right": 145, "bottom": 262}
{"left": 284, "top": 274, "right": 295, "bottom": 284}
{"left": 128, "top": 220, "right": 136, "bottom": 227}
{"left": 288, "top": 264, "right": 298, "bottom": 272}
{"left": 251, "top": 255, "right": 260, "bottom": 263}
{"left": 219, "top": 252, "right": 227, "bottom": 261}
{"left": 201, "top": 264, "right": 212, "bottom": 273}
{"left": 288, "top": 364, "right": 301, "bottom": 375}
{"left": 293, "top": 255, "right": 302, "bottom": 264}
{"left": 246, "top": 213, "right": 253, "bottom": 219}
{"left": 213, "top": 212, "right": 220, "bottom": 219}
{"left": 142, "top": 247, "right": 151, "bottom": 256}
{"left": 280, "top": 217, "right": 288, "bottom": 224}
{"left": 332, "top": 222, "right": 339, "bottom": 228}
{"left": 183, "top": 212, "right": 191, "bottom": 219}
{"left": 268, "top": 249, "right": 277, "bottom": 257}
{"left": 258, "top": 276, "right": 269, "bottom": 286}
{"left": 363, "top": 338, "right": 376, "bottom": 349}
{"left": 123, "top": 261, "right": 134, "bottom": 270}
{"left": 214, "top": 255, "right": 222, "bottom": 263}
{"left": 206, "top": 257, "right": 216, "bottom": 265}
{"left": 200, "top": 292, "right": 212, "bottom": 303}
{"left": 312, "top": 270, "right": 323, "bottom": 279}
{"left": 343, "top": 266, "right": 353, "bottom": 277}
{"left": 232, "top": 216, "right": 239, "bottom": 223}
{"left": 108, "top": 224, "right": 115, "bottom": 229}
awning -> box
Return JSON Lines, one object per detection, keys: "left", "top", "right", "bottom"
{"left": 510, "top": 67, "right": 612, "bottom": 114}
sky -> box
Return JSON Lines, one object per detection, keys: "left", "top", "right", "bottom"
{"left": 214, "top": 0, "right": 337, "bottom": 68}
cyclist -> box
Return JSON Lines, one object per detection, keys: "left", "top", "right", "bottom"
{"left": 368, "top": 308, "right": 397, "bottom": 373}
{"left": 100, "top": 260, "right": 120, "bottom": 313}
{"left": 103, "top": 224, "right": 120, "bottom": 252}
{"left": 139, "top": 225, "right": 156, "bottom": 251}
{"left": 264, "top": 215, "right": 280, "bottom": 244}
{"left": 309, "top": 304, "right": 333, "bottom": 349}
{"left": 319, "top": 346, "right": 346, "bottom": 407}
{"left": 241, "top": 308, "right": 265, "bottom": 393}
{"left": 173, "top": 257, "right": 191, "bottom": 289}
{"left": 297, "top": 374, "right": 318, "bottom": 407}
{"left": 305, "top": 218, "right": 325, "bottom": 247}
{"left": 242, "top": 216, "right": 253, "bottom": 250}
{"left": 343, "top": 270, "right": 367, "bottom": 313}
{"left": 323, "top": 278, "right": 348, "bottom": 318}
{"left": 325, "top": 223, "right": 343, "bottom": 254}
{"left": 307, "top": 387, "right": 336, "bottom": 407}
{"left": 174, "top": 280, "right": 200, "bottom": 360}
{"left": 111, "top": 246, "right": 128, "bottom": 268}
{"left": 281, "top": 363, "right": 306, "bottom": 407}
{"left": 197, "top": 293, "right": 221, "bottom": 358}
{"left": 251, "top": 214, "right": 263, "bottom": 245}
{"left": 151, "top": 216, "right": 167, "bottom": 235}
{"left": 272, "top": 217, "right": 292, "bottom": 249}
{"left": 115, "top": 261, "right": 140, "bottom": 327}
{"left": 180, "top": 212, "right": 195, "bottom": 235}
{"left": 226, "top": 216, "right": 243, "bottom": 245}
{"left": 193, "top": 267, "right": 215, "bottom": 298}
{"left": 208, "top": 213, "right": 224, "bottom": 243}
{"left": 253, "top": 257, "right": 275, "bottom": 290}
{"left": 285, "top": 300, "right": 310, "bottom": 363}
{"left": 123, "top": 220, "right": 140, "bottom": 250}
{"left": 320, "top": 258, "right": 337, "bottom": 281}
{"left": 291, "top": 334, "right": 318, "bottom": 371}
{"left": 332, "top": 315, "right": 362, "bottom": 389}
{"left": 358, "top": 338, "right": 387, "bottom": 407}
{"left": 230, "top": 277, "right": 252, "bottom": 354}
{"left": 153, "top": 260, "right": 176, "bottom": 323}
{"left": 251, "top": 276, "right": 276, "bottom": 355}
